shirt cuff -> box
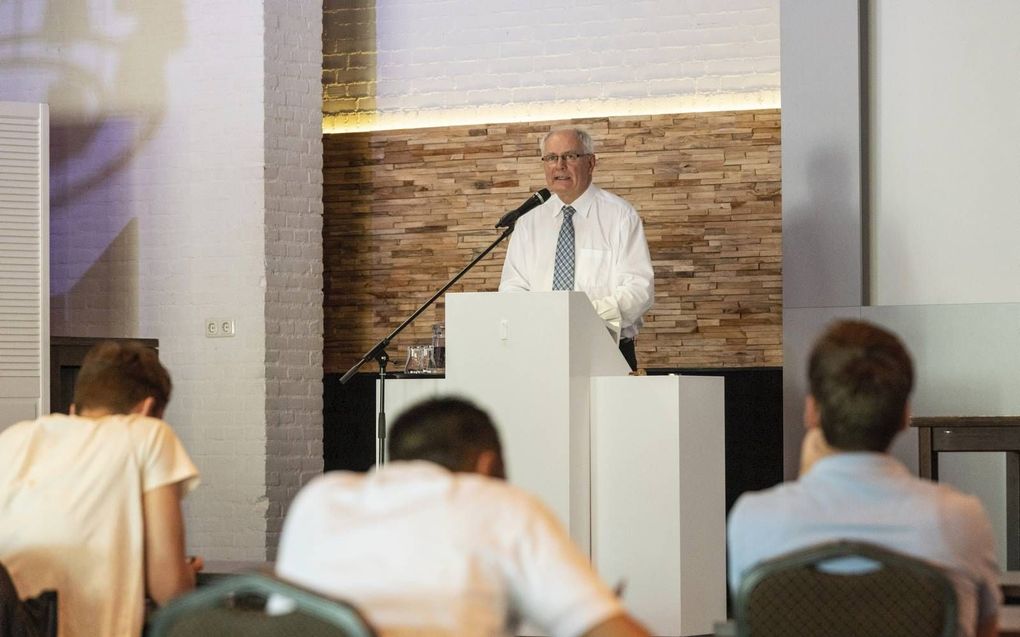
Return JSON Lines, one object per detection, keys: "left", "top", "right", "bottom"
{"left": 591, "top": 298, "right": 622, "bottom": 343}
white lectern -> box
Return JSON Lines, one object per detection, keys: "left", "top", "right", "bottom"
{"left": 445, "top": 291, "right": 629, "bottom": 554}
{"left": 381, "top": 291, "right": 725, "bottom": 636}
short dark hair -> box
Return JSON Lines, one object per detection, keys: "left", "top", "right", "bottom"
{"left": 73, "top": 341, "right": 172, "bottom": 416}
{"left": 388, "top": 397, "right": 503, "bottom": 473}
{"left": 808, "top": 320, "right": 914, "bottom": 452}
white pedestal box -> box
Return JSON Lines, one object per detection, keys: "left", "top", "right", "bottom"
{"left": 379, "top": 291, "right": 725, "bottom": 635}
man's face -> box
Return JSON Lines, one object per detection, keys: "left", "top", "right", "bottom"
{"left": 543, "top": 131, "right": 596, "bottom": 204}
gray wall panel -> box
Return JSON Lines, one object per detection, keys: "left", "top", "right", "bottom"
{"left": 863, "top": 304, "right": 1020, "bottom": 417}
{"left": 782, "top": 0, "right": 1016, "bottom": 568}
{"left": 781, "top": 0, "right": 864, "bottom": 309}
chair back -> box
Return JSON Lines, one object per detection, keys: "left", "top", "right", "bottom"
{"left": 147, "top": 573, "right": 377, "bottom": 637}
{"left": 734, "top": 541, "right": 958, "bottom": 637}
{"left": 21, "top": 591, "right": 57, "bottom": 637}
{"left": 0, "top": 561, "right": 56, "bottom": 637}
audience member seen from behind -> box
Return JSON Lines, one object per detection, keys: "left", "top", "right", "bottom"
{"left": 727, "top": 321, "right": 1001, "bottom": 637}
{"left": 0, "top": 341, "right": 200, "bottom": 637}
{"left": 276, "top": 397, "right": 650, "bottom": 637}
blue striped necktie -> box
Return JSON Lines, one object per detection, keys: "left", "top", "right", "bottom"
{"left": 552, "top": 205, "right": 576, "bottom": 290}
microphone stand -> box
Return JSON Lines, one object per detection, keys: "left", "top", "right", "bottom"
{"left": 339, "top": 224, "right": 516, "bottom": 467}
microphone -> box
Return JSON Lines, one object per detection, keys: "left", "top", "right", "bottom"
{"left": 495, "top": 188, "right": 552, "bottom": 228}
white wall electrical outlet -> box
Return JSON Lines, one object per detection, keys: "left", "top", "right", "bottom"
{"left": 205, "top": 318, "right": 236, "bottom": 338}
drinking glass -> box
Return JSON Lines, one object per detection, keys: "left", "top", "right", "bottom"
{"left": 404, "top": 345, "right": 433, "bottom": 374}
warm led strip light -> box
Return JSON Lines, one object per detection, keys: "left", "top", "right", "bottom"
{"left": 322, "top": 92, "right": 781, "bottom": 134}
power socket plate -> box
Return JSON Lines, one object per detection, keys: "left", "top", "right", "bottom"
{"left": 205, "top": 318, "right": 236, "bottom": 338}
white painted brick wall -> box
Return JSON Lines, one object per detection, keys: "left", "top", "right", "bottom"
{"left": 263, "top": 0, "right": 325, "bottom": 559}
{"left": 324, "top": 0, "right": 780, "bottom": 131}
{"left": 0, "top": 0, "right": 284, "bottom": 560}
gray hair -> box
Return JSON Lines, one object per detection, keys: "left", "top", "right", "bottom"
{"left": 541, "top": 127, "right": 595, "bottom": 155}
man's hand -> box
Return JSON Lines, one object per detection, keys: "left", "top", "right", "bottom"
{"left": 582, "top": 613, "right": 650, "bottom": 637}
{"left": 187, "top": 555, "right": 205, "bottom": 573}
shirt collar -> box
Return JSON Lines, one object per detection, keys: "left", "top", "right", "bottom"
{"left": 804, "top": 452, "right": 911, "bottom": 480}
{"left": 552, "top": 184, "right": 597, "bottom": 218}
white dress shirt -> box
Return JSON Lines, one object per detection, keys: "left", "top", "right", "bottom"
{"left": 499, "top": 185, "right": 654, "bottom": 340}
{"left": 276, "top": 461, "right": 623, "bottom": 637}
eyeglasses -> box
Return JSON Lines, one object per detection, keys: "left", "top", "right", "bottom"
{"left": 541, "top": 152, "right": 592, "bottom": 165}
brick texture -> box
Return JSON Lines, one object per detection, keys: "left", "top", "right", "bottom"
{"left": 323, "top": 110, "right": 781, "bottom": 372}
{"left": 322, "top": 0, "right": 780, "bottom": 130}
{"left": 10, "top": 0, "right": 273, "bottom": 560}
{"left": 264, "top": 0, "right": 325, "bottom": 559}
{"left": 3, "top": 0, "right": 327, "bottom": 561}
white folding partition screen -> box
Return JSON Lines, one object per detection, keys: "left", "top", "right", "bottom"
{"left": 0, "top": 102, "right": 49, "bottom": 430}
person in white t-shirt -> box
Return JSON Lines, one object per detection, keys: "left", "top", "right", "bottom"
{"left": 276, "top": 397, "right": 649, "bottom": 637}
{"left": 0, "top": 340, "right": 200, "bottom": 637}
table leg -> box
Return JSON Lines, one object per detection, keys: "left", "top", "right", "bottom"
{"left": 918, "top": 427, "right": 937, "bottom": 480}
{"left": 1008, "top": 452, "right": 1019, "bottom": 570}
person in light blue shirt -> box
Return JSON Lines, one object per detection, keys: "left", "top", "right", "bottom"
{"left": 728, "top": 320, "right": 1001, "bottom": 637}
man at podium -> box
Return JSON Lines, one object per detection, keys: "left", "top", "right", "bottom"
{"left": 498, "top": 126, "right": 654, "bottom": 370}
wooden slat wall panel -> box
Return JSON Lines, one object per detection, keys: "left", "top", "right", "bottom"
{"left": 323, "top": 110, "right": 781, "bottom": 372}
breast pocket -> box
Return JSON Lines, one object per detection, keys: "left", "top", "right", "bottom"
{"left": 576, "top": 248, "right": 612, "bottom": 293}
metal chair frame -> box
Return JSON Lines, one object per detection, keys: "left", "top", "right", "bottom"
{"left": 147, "top": 572, "right": 377, "bottom": 637}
